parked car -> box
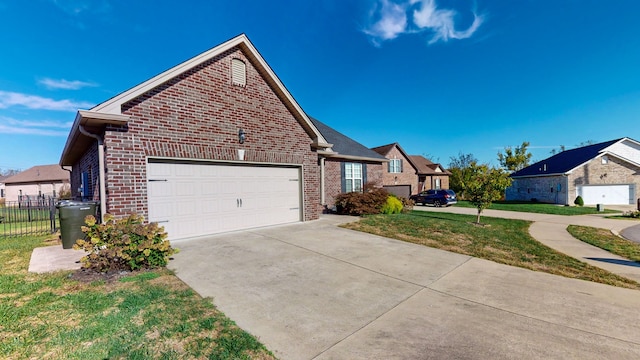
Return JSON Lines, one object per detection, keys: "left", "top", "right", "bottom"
{"left": 410, "top": 189, "right": 457, "bottom": 207}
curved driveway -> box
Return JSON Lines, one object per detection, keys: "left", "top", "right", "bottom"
{"left": 169, "top": 214, "right": 640, "bottom": 359}
{"left": 621, "top": 223, "right": 640, "bottom": 244}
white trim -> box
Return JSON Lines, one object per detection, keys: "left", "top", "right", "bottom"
{"left": 88, "top": 34, "right": 327, "bottom": 146}
{"left": 146, "top": 156, "right": 302, "bottom": 168}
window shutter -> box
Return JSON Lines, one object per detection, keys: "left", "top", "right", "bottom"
{"left": 399, "top": 159, "right": 403, "bottom": 172}
{"left": 362, "top": 163, "right": 367, "bottom": 187}
{"left": 340, "top": 162, "right": 346, "bottom": 193}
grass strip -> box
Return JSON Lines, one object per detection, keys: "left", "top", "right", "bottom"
{"left": 0, "top": 234, "right": 275, "bottom": 360}
{"left": 454, "top": 200, "right": 618, "bottom": 215}
{"left": 567, "top": 225, "right": 640, "bottom": 262}
{"left": 342, "top": 211, "right": 639, "bottom": 289}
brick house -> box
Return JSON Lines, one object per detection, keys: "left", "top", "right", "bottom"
{"left": 310, "top": 118, "right": 386, "bottom": 211}
{"left": 59, "top": 34, "right": 338, "bottom": 240}
{"left": 371, "top": 143, "right": 450, "bottom": 198}
{"left": 506, "top": 138, "right": 640, "bottom": 205}
{"left": 2, "top": 165, "right": 70, "bottom": 202}
{"left": 409, "top": 155, "right": 450, "bottom": 191}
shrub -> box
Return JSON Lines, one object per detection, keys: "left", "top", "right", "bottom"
{"left": 335, "top": 187, "right": 389, "bottom": 216}
{"left": 400, "top": 197, "right": 414, "bottom": 213}
{"left": 58, "top": 183, "right": 72, "bottom": 200}
{"left": 381, "top": 195, "right": 404, "bottom": 214}
{"left": 574, "top": 195, "right": 584, "bottom": 207}
{"left": 622, "top": 210, "right": 640, "bottom": 219}
{"left": 74, "top": 213, "right": 177, "bottom": 273}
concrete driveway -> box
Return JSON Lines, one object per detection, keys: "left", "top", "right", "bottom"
{"left": 169, "top": 215, "right": 640, "bottom": 360}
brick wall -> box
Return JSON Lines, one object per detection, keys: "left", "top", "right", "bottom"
{"left": 83, "top": 46, "right": 320, "bottom": 221}
{"left": 568, "top": 156, "right": 640, "bottom": 203}
{"left": 322, "top": 158, "right": 383, "bottom": 209}
{"left": 71, "top": 143, "right": 100, "bottom": 201}
{"left": 506, "top": 175, "right": 568, "bottom": 204}
{"left": 381, "top": 146, "right": 418, "bottom": 194}
{"left": 506, "top": 156, "right": 640, "bottom": 205}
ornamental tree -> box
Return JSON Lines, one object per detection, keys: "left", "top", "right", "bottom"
{"left": 462, "top": 162, "right": 512, "bottom": 224}
{"left": 497, "top": 141, "right": 532, "bottom": 172}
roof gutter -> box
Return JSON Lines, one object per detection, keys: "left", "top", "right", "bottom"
{"left": 78, "top": 125, "right": 107, "bottom": 223}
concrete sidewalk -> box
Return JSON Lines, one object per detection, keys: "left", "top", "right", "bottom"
{"left": 169, "top": 215, "right": 640, "bottom": 359}
{"left": 414, "top": 206, "right": 640, "bottom": 282}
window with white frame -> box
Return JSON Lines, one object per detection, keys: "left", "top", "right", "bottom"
{"left": 389, "top": 159, "right": 402, "bottom": 173}
{"left": 434, "top": 178, "right": 441, "bottom": 189}
{"left": 345, "top": 162, "right": 363, "bottom": 192}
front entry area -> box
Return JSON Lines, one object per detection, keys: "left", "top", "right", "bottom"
{"left": 147, "top": 159, "right": 302, "bottom": 240}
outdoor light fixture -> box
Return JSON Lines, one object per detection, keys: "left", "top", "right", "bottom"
{"left": 238, "top": 129, "right": 246, "bottom": 144}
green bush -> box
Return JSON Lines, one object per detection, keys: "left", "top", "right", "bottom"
{"left": 574, "top": 195, "right": 584, "bottom": 207}
{"left": 74, "top": 213, "right": 177, "bottom": 273}
{"left": 381, "top": 195, "right": 404, "bottom": 214}
{"left": 622, "top": 210, "right": 640, "bottom": 219}
{"left": 335, "top": 187, "right": 389, "bottom": 216}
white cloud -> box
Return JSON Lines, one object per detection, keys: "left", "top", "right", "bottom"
{"left": 0, "top": 91, "right": 93, "bottom": 112}
{"left": 39, "top": 78, "right": 98, "bottom": 90}
{"left": 363, "top": 0, "right": 483, "bottom": 46}
{"left": 363, "top": 0, "right": 408, "bottom": 44}
{"left": 412, "top": 0, "right": 483, "bottom": 44}
{"left": 0, "top": 116, "right": 71, "bottom": 136}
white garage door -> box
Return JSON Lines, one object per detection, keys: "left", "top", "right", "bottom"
{"left": 577, "top": 184, "right": 634, "bottom": 205}
{"left": 147, "top": 160, "right": 302, "bottom": 240}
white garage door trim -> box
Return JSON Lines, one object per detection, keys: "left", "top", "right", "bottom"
{"left": 147, "top": 159, "right": 303, "bottom": 240}
{"left": 576, "top": 184, "right": 635, "bottom": 205}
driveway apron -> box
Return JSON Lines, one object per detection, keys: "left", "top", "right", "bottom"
{"left": 169, "top": 215, "right": 640, "bottom": 360}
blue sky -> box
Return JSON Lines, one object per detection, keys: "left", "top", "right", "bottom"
{"left": 1, "top": 0, "right": 639, "bottom": 172}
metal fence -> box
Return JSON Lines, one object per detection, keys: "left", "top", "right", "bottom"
{"left": 0, "top": 197, "right": 58, "bottom": 237}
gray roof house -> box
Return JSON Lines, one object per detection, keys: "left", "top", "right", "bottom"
{"left": 310, "top": 117, "right": 386, "bottom": 210}
{"left": 506, "top": 138, "right": 640, "bottom": 205}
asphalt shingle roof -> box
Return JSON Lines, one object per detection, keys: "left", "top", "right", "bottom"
{"left": 511, "top": 139, "right": 622, "bottom": 177}
{"left": 3, "top": 165, "right": 70, "bottom": 184}
{"left": 310, "top": 117, "right": 386, "bottom": 161}
{"left": 409, "top": 155, "right": 451, "bottom": 175}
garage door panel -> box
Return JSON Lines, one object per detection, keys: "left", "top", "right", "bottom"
{"left": 578, "top": 185, "right": 632, "bottom": 205}
{"left": 147, "top": 162, "right": 301, "bottom": 240}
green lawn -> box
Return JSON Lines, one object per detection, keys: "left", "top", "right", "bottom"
{"left": 0, "top": 235, "right": 275, "bottom": 360}
{"left": 567, "top": 225, "right": 640, "bottom": 262}
{"left": 455, "top": 200, "right": 618, "bottom": 215}
{"left": 343, "top": 211, "right": 639, "bottom": 289}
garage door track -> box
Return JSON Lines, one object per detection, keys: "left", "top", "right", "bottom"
{"left": 169, "top": 215, "right": 640, "bottom": 360}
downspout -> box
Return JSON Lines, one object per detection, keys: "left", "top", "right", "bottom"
{"left": 320, "top": 157, "right": 325, "bottom": 205}
{"left": 78, "top": 125, "right": 106, "bottom": 222}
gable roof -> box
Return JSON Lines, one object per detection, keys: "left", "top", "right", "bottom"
{"left": 3, "top": 165, "right": 69, "bottom": 185}
{"left": 409, "top": 155, "right": 451, "bottom": 175}
{"left": 309, "top": 118, "right": 386, "bottom": 162}
{"left": 371, "top": 142, "right": 420, "bottom": 172}
{"left": 511, "top": 138, "right": 638, "bottom": 178}
{"left": 60, "top": 33, "right": 329, "bottom": 166}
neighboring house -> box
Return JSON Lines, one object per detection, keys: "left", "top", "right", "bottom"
{"left": 59, "top": 34, "right": 339, "bottom": 241}
{"left": 310, "top": 118, "right": 386, "bottom": 211}
{"left": 2, "top": 165, "right": 70, "bottom": 202}
{"left": 371, "top": 143, "right": 450, "bottom": 198}
{"left": 506, "top": 138, "right": 640, "bottom": 205}
{"left": 0, "top": 175, "right": 8, "bottom": 199}
{"left": 409, "top": 155, "right": 451, "bottom": 192}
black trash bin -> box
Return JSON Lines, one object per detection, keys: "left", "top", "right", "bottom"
{"left": 57, "top": 201, "right": 98, "bottom": 249}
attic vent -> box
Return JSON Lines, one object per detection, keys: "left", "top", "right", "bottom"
{"left": 231, "top": 58, "right": 246, "bottom": 87}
